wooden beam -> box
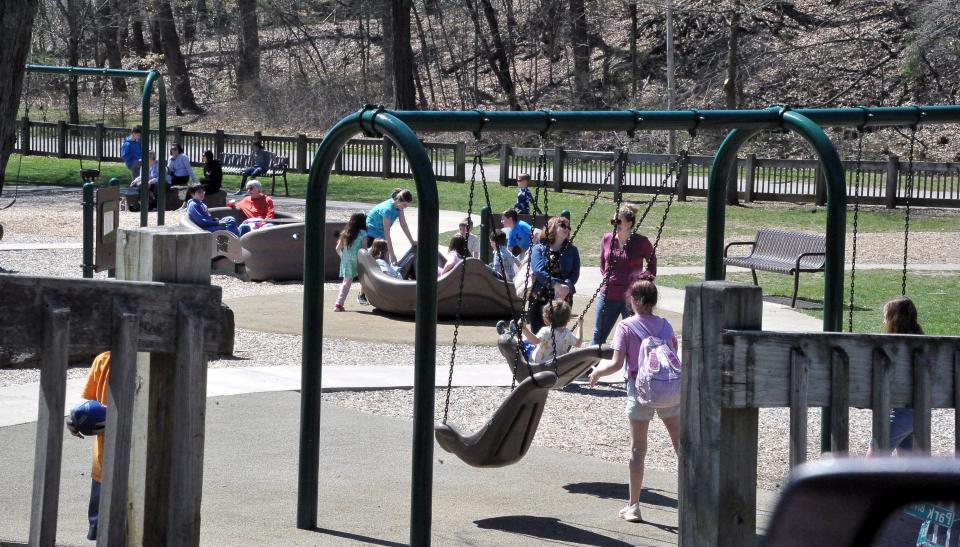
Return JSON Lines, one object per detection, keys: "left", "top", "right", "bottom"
{"left": 789, "top": 349, "right": 810, "bottom": 468}
{"left": 871, "top": 349, "right": 892, "bottom": 452}
{"left": 29, "top": 297, "right": 70, "bottom": 547}
{"left": 829, "top": 348, "right": 850, "bottom": 452}
{"left": 912, "top": 349, "right": 933, "bottom": 454}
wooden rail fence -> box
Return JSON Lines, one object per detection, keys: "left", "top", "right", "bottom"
{"left": 679, "top": 281, "right": 960, "bottom": 546}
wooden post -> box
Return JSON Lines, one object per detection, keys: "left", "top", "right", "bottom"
{"left": 789, "top": 349, "right": 810, "bottom": 468}
{"left": 677, "top": 156, "right": 689, "bottom": 202}
{"left": 912, "top": 349, "right": 932, "bottom": 454}
{"left": 454, "top": 141, "right": 466, "bottom": 183}
{"left": 553, "top": 145, "right": 565, "bottom": 192}
{"left": 814, "top": 164, "right": 826, "bottom": 206}
{"left": 297, "top": 133, "right": 308, "bottom": 173}
{"left": 382, "top": 137, "right": 392, "bottom": 178}
{"left": 20, "top": 116, "right": 31, "bottom": 156}
{"left": 97, "top": 302, "right": 140, "bottom": 547}
{"left": 96, "top": 122, "right": 105, "bottom": 161}
{"left": 679, "top": 282, "right": 762, "bottom": 547}
{"left": 334, "top": 144, "right": 344, "bottom": 174}
{"left": 830, "top": 348, "right": 850, "bottom": 452}
{"left": 744, "top": 153, "right": 756, "bottom": 202}
{"left": 116, "top": 227, "right": 211, "bottom": 547}
{"left": 870, "top": 349, "right": 893, "bottom": 452}
{"left": 28, "top": 297, "right": 70, "bottom": 547}
{"left": 499, "top": 144, "right": 511, "bottom": 187}
{"left": 214, "top": 129, "right": 225, "bottom": 160}
{"left": 885, "top": 153, "right": 900, "bottom": 209}
{"left": 57, "top": 120, "right": 67, "bottom": 158}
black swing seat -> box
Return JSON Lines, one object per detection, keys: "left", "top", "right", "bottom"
{"left": 80, "top": 169, "right": 100, "bottom": 182}
{"left": 434, "top": 370, "right": 557, "bottom": 468}
{"left": 497, "top": 333, "right": 613, "bottom": 388}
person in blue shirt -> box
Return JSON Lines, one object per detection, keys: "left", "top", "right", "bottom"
{"left": 166, "top": 144, "right": 197, "bottom": 186}
{"left": 235, "top": 142, "right": 272, "bottom": 194}
{"left": 185, "top": 184, "right": 248, "bottom": 237}
{"left": 120, "top": 126, "right": 142, "bottom": 177}
{"left": 501, "top": 208, "right": 532, "bottom": 256}
{"left": 527, "top": 216, "right": 580, "bottom": 333}
{"left": 514, "top": 173, "right": 540, "bottom": 215}
{"left": 358, "top": 188, "right": 416, "bottom": 305}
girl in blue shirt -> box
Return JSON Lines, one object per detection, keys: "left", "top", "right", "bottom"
{"left": 365, "top": 188, "right": 416, "bottom": 263}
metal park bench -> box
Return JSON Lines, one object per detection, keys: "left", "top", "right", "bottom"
{"left": 723, "top": 228, "right": 826, "bottom": 307}
{"left": 219, "top": 152, "right": 290, "bottom": 196}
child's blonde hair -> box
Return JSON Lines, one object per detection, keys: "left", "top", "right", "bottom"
{"left": 542, "top": 299, "right": 572, "bottom": 328}
{"left": 369, "top": 238, "right": 389, "bottom": 260}
{"left": 883, "top": 296, "right": 923, "bottom": 335}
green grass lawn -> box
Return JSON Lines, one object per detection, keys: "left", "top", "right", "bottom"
{"left": 656, "top": 270, "right": 960, "bottom": 335}
{"left": 7, "top": 155, "right": 960, "bottom": 267}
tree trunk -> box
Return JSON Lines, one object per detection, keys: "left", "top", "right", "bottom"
{"left": 153, "top": 0, "right": 203, "bottom": 113}
{"left": 97, "top": 0, "right": 127, "bottom": 93}
{"left": 131, "top": 16, "right": 148, "bottom": 56}
{"left": 391, "top": 0, "right": 416, "bottom": 109}
{"left": 149, "top": 15, "right": 164, "bottom": 54}
{"left": 182, "top": 0, "right": 196, "bottom": 43}
{"left": 65, "top": 0, "right": 81, "bottom": 124}
{"left": 724, "top": 1, "right": 741, "bottom": 205}
{"left": 569, "top": 0, "right": 591, "bottom": 108}
{"left": 630, "top": 3, "right": 638, "bottom": 99}
{"left": 465, "top": 0, "right": 520, "bottom": 110}
{"left": 236, "top": 0, "right": 261, "bottom": 98}
{"left": 0, "top": 0, "right": 39, "bottom": 197}
{"left": 380, "top": 0, "right": 395, "bottom": 102}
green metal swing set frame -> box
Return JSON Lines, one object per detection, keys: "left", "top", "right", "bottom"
{"left": 296, "top": 104, "right": 959, "bottom": 546}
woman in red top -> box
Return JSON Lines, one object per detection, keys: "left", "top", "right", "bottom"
{"left": 591, "top": 204, "right": 657, "bottom": 345}
{"left": 228, "top": 179, "right": 276, "bottom": 226}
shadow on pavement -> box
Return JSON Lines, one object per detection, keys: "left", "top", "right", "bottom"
{"left": 310, "top": 527, "right": 406, "bottom": 547}
{"left": 474, "top": 515, "right": 636, "bottom": 546}
{"left": 563, "top": 483, "right": 679, "bottom": 509}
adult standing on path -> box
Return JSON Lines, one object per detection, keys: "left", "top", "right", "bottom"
{"left": 358, "top": 188, "right": 417, "bottom": 305}
{"left": 591, "top": 204, "right": 657, "bottom": 345}
{"left": 120, "top": 126, "right": 142, "bottom": 177}
{"left": 527, "top": 216, "right": 580, "bottom": 333}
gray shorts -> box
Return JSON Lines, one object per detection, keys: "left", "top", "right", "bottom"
{"left": 625, "top": 380, "right": 681, "bottom": 422}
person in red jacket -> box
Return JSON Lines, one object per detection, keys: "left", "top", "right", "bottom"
{"left": 227, "top": 179, "right": 276, "bottom": 229}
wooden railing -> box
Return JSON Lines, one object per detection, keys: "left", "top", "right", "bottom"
{"left": 14, "top": 118, "right": 960, "bottom": 207}
{"left": 679, "top": 281, "right": 960, "bottom": 546}
{"left": 0, "top": 228, "right": 223, "bottom": 546}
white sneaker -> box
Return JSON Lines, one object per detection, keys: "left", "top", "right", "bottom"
{"left": 357, "top": 294, "right": 369, "bottom": 306}
{"left": 619, "top": 503, "right": 642, "bottom": 523}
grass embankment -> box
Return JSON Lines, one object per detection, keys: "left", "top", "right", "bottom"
{"left": 656, "top": 270, "right": 960, "bottom": 335}
{"left": 7, "top": 155, "right": 960, "bottom": 267}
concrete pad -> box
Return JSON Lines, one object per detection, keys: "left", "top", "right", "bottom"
{"left": 226, "top": 289, "right": 686, "bottom": 346}
{"left": 0, "top": 391, "right": 780, "bottom": 546}
{"left": 0, "top": 242, "right": 83, "bottom": 251}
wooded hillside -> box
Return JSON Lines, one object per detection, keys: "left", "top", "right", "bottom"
{"left": 16, "top": 1, "right": 960, "bottom": 158}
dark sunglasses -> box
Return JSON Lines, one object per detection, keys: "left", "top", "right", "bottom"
{"left": 610, "top": 218, "right": 622, "bottom": 226}
{"left": 557, "top": 221, "right": 570, "bottom": 229}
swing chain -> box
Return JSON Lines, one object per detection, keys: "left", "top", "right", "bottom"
{"left": 901, "top": 127, "right": 917, "bottom": 296}
{"left": 847, "top": 128, "right": 865, "bottom": 332}
{"left": 442, "top": 146, "right": 480, "bottom": 423}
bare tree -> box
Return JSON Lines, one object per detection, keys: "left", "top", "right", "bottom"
{"left": 96, "top": 0, "right": 127, "bottom": 93}
{"left": 0, "top": 0, "right": 40, "bottom": 197}
{"left": 236, "top": 0, "right": 261, "bottom": 97}
{"left": 153, "top": 0, "right": 203, "bottom": 113}
{"left": 725, "top": 0, "right": 741, "bottom": 205}
{"left": 465, "top": 0, "right": 521, "bottom": 110}
{"left": 569, "top": 0, "right": 591, "bottom": 108}
{"left": 391, "top": 0, "right": 416, "bottom": 109}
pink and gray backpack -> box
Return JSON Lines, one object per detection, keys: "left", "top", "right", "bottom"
{"left": 627, "top": 318, "right": 682, "bottom": 408}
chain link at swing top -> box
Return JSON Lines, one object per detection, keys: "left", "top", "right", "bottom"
{"left": 901, "top": 127, "right": 918, "bottom": 296}
{"left": 847, "top": 128, "right": 866, "bottom": 333}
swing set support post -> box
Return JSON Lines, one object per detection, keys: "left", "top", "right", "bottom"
{"left": 299, "top": 104, "right": 958, "bottom": 545}
{"left": 704, "top": 108, "right": 848, "bottom": 454}
{"left": 23, "top": 64, "right": 167, "bottom": 228}
{"left": 298, "top": 107, "right": 440, "bottom": 547}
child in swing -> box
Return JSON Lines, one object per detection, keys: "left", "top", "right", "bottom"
{"left": 519, "top": 299, "right": 584, "bottom": 363}
{"left": 334, "top": 212, "right": 367, "bottom": 312}
{"left": 588, "top": 280, "right": 681, "bottom": 523}
{"left": 875, "top": 296, "right": 924, "bottom": 455}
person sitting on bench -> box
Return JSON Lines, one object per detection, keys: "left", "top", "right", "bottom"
{"left": 186, "top": 184, "right": 248, "bottom": 237}
{"left": 235, "top": 141, "right": 272, "bottom": 195}
{"left": 227, "top": 180, "right": 276, "bottom": 230}
{"left": 130, "top": 151, "right": 160, "bottom": 190}
{"left": 200, "top": 150, "right": 223, "bottom": 194}
{"left": 166, "top": 143, "right": 196, "bottom": 186}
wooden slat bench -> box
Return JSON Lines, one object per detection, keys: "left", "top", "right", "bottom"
{"left": 723, "top": 228, "right": 826, "bottom": 307}
{"left": 219, "top": 152, "right": 290, "bottom": 196}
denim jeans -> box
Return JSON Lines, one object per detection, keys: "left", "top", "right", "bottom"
{"left": 591, "top": 294, "right": 633, "bottom": 345}
{"left": 889, "top": 407, "right": 914, "bottom": 451}
{"left": 239, "top": 166, "right": 265, "bottom": 189}
{"left": 88, "top": 479, "right": 101, "bottom": 540}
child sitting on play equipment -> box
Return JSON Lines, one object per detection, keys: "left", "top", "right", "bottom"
{"left": 186, "top": 184, "right": 249, "bottom": 237}
{"left": 370, "top": 238, "right": 402, "bottom": 279}
{"left": 334, "top": 212, "right": 367, "bottom": 312}
{"left": 458, "top": 217, "right": 480, "bottom": 258}
{"left": 519, "top": 299, "right": 584, "bottom": 363}
{"left": 227, "top": 180, "right": 276, "bottom": 230}
{"left": 488, "top": 230, "right": 518, "bottom": 280}
{"left": 438, "top": 234, "right": 471, "bottom": 278}
{"left": 129, "top": 151, "right": 160, "bottom": 189}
